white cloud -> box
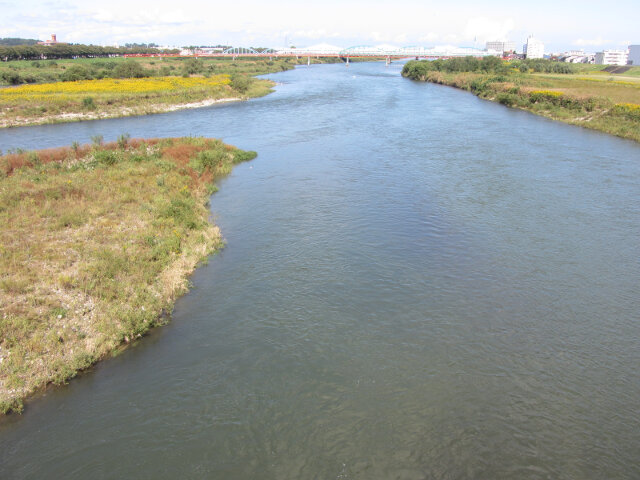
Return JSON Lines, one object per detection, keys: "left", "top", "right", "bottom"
{"left": 443, "top": 34, "right": 460, "bottom": 44}
{"left": 418, "top": 32, "right": 439, "bottom": 44}
{"left": 83, "top": 8, "right": 192, "bottom": 27}
{"left": 393, "top": 34, "right": 408, "bottom": 45}
{"left": 464, "top": 17, "right": 515, "bottom": 43}
{"left": 573, "top": 36, "right": 609, "bottom": 46}
{"left": 293, "top": 29, "right": 341, "bottom": 40}
{"left": 93, "top": 9, "right": 114, "bottom": 22}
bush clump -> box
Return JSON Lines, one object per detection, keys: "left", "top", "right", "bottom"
{"left": 230, "top": 73, "right": 252, "bottom": 93}
{"left": 112, "top": 60, "right": 148, "bottom": 79}
{"left": 82, "top": 96, "right": 96, "bottom": 110}
{"left": 60, "top": 65, "right": 93, "bottom": 82}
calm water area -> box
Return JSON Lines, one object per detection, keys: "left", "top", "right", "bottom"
{"left": 0, "top": 62, "right": 639, "bottom": 479}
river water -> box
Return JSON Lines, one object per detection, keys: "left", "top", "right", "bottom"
{"left": 1, "top": 62, "right": 639, "bottom": 479}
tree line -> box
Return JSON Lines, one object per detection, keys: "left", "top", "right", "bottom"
{"left": 0, "top": 38, "right": 40, "bottom": 46}
{"left": 402, "top": 57, "right": 576, "bottom": 79}
{"left": 0, "top": 44, "right": 179, "bottom": 61}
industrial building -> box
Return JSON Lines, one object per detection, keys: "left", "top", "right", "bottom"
{"left": 595, "top": 50, "right": 629, "bottom": 65}
{"left": 485, "top": 41, "right": 516, "bottom": 55}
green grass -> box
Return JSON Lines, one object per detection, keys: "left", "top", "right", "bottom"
{"left": 0, "top": 137, "right": 257, "bottom": 414}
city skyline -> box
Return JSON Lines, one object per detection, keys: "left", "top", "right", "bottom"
{"left": 2, "top": 0, "right": 638, "bottom": 52}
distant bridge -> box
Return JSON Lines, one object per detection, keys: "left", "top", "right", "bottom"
{"left": 125, "top": 45, "right": 498, "bottom": 62}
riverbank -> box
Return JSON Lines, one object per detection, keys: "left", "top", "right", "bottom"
{"left": 0, "top": 56, "right": 345, "bottom": 128}
{"left": 0, "top": 75, "right": 274, "bottom": 128}
{"left": 402, "top": 60, "right": 640, "bottom": 143}
{"left": 0, "top": 95, "right": 247, "bottom": 128}
{"left": 0, "top": 137, "right": 256, "bottom": 414}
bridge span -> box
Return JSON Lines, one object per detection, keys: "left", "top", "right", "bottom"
{"left": 125, "top": 45, "right": 498, "bottom": 62}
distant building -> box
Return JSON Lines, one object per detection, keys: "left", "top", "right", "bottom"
{"left": 595, "top": 49, "right": 629, "bottom": 65}
{"left": 485, "top": 41, "right": 516, "bottom": 55}
{"left": 628, "top": 45, "right": 640, "bottom": 65}
{"left": 558, "top": 50, "right": 595, "bottom": 63}
{"left": 37, "top": 34, "right": 63, "bottom": 46}
{"left": 523, "top": 36, "right": 544, "bottom": 59}
{"left": 195, "top": 47, "right": 224, "bottom": 54}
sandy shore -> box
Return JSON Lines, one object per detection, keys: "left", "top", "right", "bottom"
{"left": 0, "top": 97, "right": 242, "bottom": 129}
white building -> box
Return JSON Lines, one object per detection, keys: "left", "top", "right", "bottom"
{"left": 485, "top": 41, "right": 516, "bottom": 54}
{"left": 558, "top": 50, "right": 595, "bottom": 63}
{"left": 628, "top": 45, "right": 640, "bottom": 65}
{"left": 523, "top": 36, "right": 544, "bottom": 59}
{"left": 595, "top": 50, "right": 629, "bottom": 65}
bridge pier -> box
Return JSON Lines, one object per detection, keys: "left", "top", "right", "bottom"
{"left": 385, "top": 56, "right": 390, "bottom": 66}
{"left": 307, "top": 56, "right": 310, "bottom": 66}
{"left": 346, "top": 56, "right": 349, "bottom": 67}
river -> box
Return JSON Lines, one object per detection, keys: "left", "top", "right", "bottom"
{"left": 1, "top": 62, "right": 639, "bottom": 479}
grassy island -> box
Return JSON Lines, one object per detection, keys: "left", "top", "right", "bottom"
{"left": 0, "top": 137, "right": 256, "bottom": 414}
{"left": 402, "top": 58, "right": 640, "bottom": 143}
{"left": 0, "top": 56, "right": 331, "bottom": 127}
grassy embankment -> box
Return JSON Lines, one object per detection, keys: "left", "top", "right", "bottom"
{"left": 0, "top": 137, "right": 256, "bottom": 414}
{"left": 0, "top": 56, "right": 330, "bottom": 127}
{"left": 402, "top": 58, "right": 640, "bottom": 143}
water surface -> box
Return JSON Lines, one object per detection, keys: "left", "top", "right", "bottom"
{"left": 1, "top": 62, "right": 639, "bottom": 479}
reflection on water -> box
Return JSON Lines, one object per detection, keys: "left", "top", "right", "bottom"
{"left": 1, "top": 62, "right": 639, "bottom": 479}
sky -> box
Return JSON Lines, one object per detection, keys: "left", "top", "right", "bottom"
{"left": 1, "top": 0, "right": 638, "bottom": 53}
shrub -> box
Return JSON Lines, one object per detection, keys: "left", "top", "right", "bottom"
{"left": 610, "top": 103, "right": 640, "bottom": 120}
{"left": 195, "top": 149, "right": 227, "bottom": 171}
{"left": 82, "top": 96, "right": 96, "bottom": 110}
{"left": 112, "top": 60, "right": 147, "bottom": 78}
{"left": 117, "top": 133, "right": 131, "bottom": 149}
{"left": 230, "top": 74, "right": 252, "bottom": 93}
{"left": 60, "top": 65, "right": 92, "bottom": 82}
{"left": 1, "top": 71, "right": 23, "bottom": 84}
{"left": 233, "top": 150, "right": 257, "bottom": 163}
{"left": 182, "top": 58, "right": 203, "bottom": 76}
{"left": 93, "top": 149, "right": 119, "bottom": 165}
{"left": 469, "top": 79, "right": 488, "bottom": 94}
{"left": 529, "top": 90, "right": 563, "bottom": 104}
{"left": 160, "top": 197, "right": 200, "bottom": 229}
{"left": 496, "top": 93, "right": 517, "bottom": 107}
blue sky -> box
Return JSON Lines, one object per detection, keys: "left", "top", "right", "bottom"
{"left": 1, "top": 0, "right": 637, "bottom": 52}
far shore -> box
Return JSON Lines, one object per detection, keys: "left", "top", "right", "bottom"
{"left": 401, "top": 59, "right": 640, "bottom": 144}
{"left": 0, "top": 55, "right": 339, "bottom": 130}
